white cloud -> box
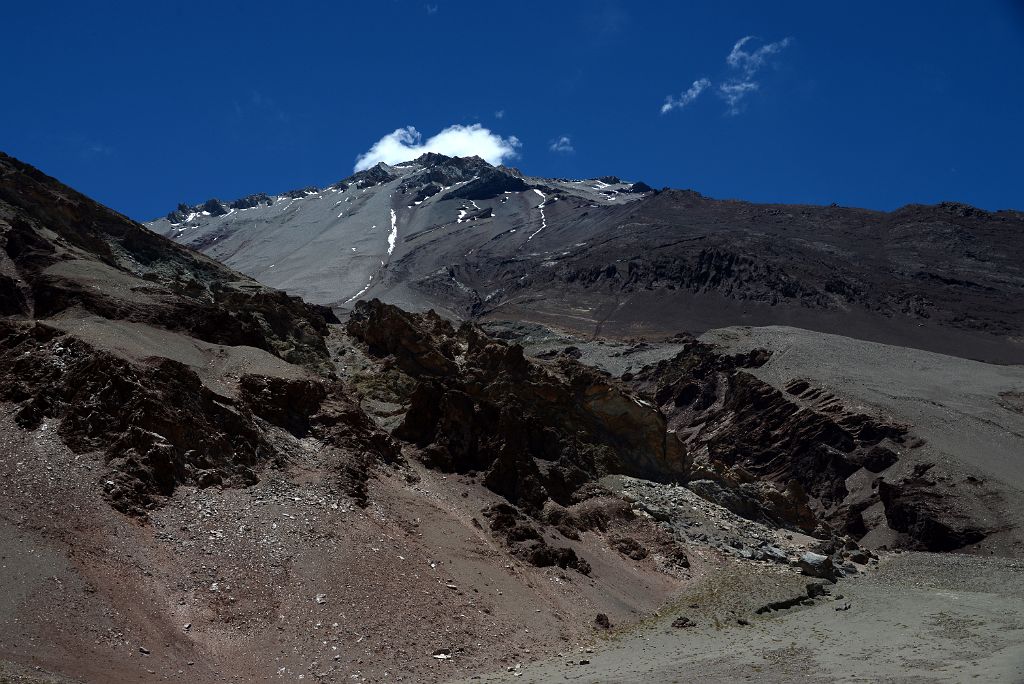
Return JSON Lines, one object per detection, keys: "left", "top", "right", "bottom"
{"left": 660, "top": 77, "right": 711, "bottom": 114}
{"left": 718, "top": 36, "right": 789, "bottom": 115}
{"left": 549, "top": 135, "right": 574, "bottom": 153}
{"left": 718, "top": 81, "right": 759, "bottom": 115}
{"left": 726, "top": 36, "right": 791, "bottom": 76}
{"left": 660, "top": 36, "right": 791, "bottom": 117}
{"left": 494, "top": 109, "right": 505, "bottom": 119}
{"left": 354, "top": 124, "right": 521, "bottom": 171}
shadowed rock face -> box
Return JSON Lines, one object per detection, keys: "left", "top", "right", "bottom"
{"left": 347, "top": 299, "right": 689, "bottom": 512}
{"left": 878, "top": 464, "right": 988, "bottom": 552}
{"left": 0, "top": 320, "right": 400, "bottom": 515}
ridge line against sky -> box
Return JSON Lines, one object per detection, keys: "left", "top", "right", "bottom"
{"left": 1, "top": 1, "right": 1022, "bottom": 219}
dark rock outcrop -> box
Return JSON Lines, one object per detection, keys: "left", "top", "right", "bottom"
{"left": 628, "top": 340, "right": 919, "bottom": 541}
{"left": 347, "top": 299, "right": 688, "bottom": 513}
{"left": 0, "top": 321, "right": 398, "bottom": 516}
{"left": 483, "top": 503, "right": 591, "bottom": 574}
{"left": 878, "top": 464, "right": 988, "bottom": 551}
{"left": 350, "top": 163, "right": 397, "bottom": 189}
{"left": 282, "top": 186, "right": 318, "bottom": 199}
{"left": 411, "top": 183, "right": 443, "bottom": 204}
{"left": 229, "top": 193, "right": 274, "bottom": 210}
{"left": 445, "top": 167, "right": 528, "bottom": 201}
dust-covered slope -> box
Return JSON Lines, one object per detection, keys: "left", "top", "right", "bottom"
{"left": 150, "top": 154, "right": 1024, "bottom": 363}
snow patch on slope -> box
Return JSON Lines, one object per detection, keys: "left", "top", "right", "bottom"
{"left": 344, "top": 275, "right": 373, "bottom": 304}
{"left": 527, "top": 189, "right": 548, "bottom": 241}
{"left": 387, "top": 209, "right": 398, "bottom": 256}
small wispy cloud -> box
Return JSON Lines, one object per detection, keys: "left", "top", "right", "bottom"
{"left": 494, "top": 109, "right": 505, "bottom": 119}
{"left": 660, "top": 36, "right": 791, "bottom": 116}
{"left": 354, "top": 124, "right": 520, "bottom": 171}
{"left": 549, "top": 135, "right": 574, "bottom": 154}
{"left": 718, "top": 81, "right": 760, "bottom": 115}
{"left": 425, "top": 3, "right": 438, "bottom": 14}
{"left": 661, "top": 78, "right": 712, "bottom": 114}
{"left": 726, "top": 36, "right": 791, "bottom": 76}
{"left": 718, "top": 36, "right": 791, "bottom": 114}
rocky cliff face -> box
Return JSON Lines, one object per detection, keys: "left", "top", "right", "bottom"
{"left": 627, "top": 340, "right": 992, "bottom": 551}
{"left": 347, "top": 299, "right": 689, "bottom": 513}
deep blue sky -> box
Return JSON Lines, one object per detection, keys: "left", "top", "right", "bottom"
{"left": 3, "top": 1, "right": 1023, "bottom": 220}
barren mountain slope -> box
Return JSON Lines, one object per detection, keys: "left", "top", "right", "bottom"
{"left": 3, "top": 152, "right": 1023, "bottom": 683}
{"left": 0, "top": 154, "right": 862, "bottom": 682}
{"left": 149, "top": 154, "right": 1024, "bottom": 363}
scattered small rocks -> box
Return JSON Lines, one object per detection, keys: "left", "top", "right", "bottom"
{"left": 671, "top": 616, "right": 694, "bottom": 628}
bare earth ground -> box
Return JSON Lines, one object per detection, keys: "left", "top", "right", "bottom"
{"left": 450, "top": 552, "right": 1024, "bottom": 683}
{"left": 6, "top": 320, "right": 1023, "bottom": 683}
{"left": 0, "top": 410, "right": 688, "bottom": 684}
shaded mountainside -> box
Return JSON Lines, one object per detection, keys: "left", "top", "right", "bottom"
{"left": 150, "top": 153, "right": 1024, "bottom": 363}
